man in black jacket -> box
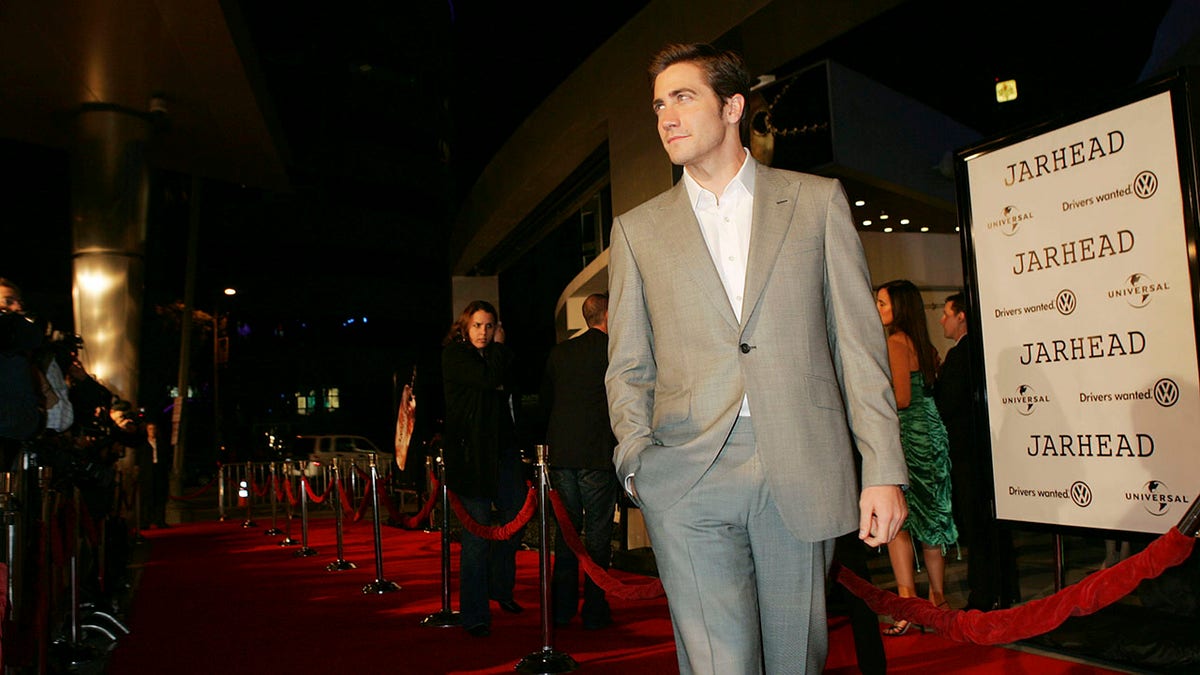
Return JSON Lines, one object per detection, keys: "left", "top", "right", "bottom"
{"left": 934, "top": 291, "right": 1018, "bottom": 611}
{"left": 542, "top": 293, "right": 620, "bottom": 630}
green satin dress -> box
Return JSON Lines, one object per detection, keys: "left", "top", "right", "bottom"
{"left": 899, "top": 371, "right": 958, "bottom": 549}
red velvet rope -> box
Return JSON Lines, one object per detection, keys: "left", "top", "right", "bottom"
{"left": 249, "top": 469, "right": 269, "bottom": 498}
{"left": 397, "top": 479, "right": 439, "bottom": 529}
{"left": 300, "top": 475, "right": 333, "bottom": 504}
{"left": 167, "top": 473, "right": 220, "bottom": 501}
{"left": 283, "top": 478, "right": 297, "bottom": 506}
{"left": 447, "top": 486, "right": 538, "bottom": 540}
{"left": 836, "top": 526, "right": 1196, "bottom": 645}
{"left": 547, "top": 489, "right": 665, "bottom": 601}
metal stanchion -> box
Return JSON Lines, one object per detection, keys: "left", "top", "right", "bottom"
{"left": 362, "top": 452, "right": 400, "bottom": 594}
{"left": 241, "top": 461, "right": 257, "bottom": 528}
{"left": 264, "top": 462, "right": 283, "bottom": 536}
{"left": 294, "top": 468, "right": 318, "bottom": 558}
{"left": 516, "top": 444, "right": 577, "bottom": 674}
{"left": 326, "top": 460, "right": 355, "bottom": 571}
{"left": 217, "top": 463, "right": 228, "bottom": 522}
{"left": 131, "top": 466, "right": 144, "bottom": 543}
{"left": 423, "top": 455, "right": 438, "bottom": 534}
{"left": 279, "top": 461, "right": 300, "bottom": 547}
{"left": 421, "top": 446, "right": 458, "bottom": 627}
{"left": 2, "top": 471, "right": 20, "bottom": 623}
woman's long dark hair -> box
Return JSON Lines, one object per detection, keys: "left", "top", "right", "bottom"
{"left": 442, "top": 300, "right": 498, "bottom": 346}
{"left": 878, "top": 279, "right": 938, "bottom": 385}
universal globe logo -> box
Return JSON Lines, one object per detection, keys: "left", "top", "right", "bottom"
{"left": 1127, "top": 480, "right": 1190, "bottom": 516}
{"left": 1003, "top": 384, "right": 1048, "bottom": 416}
{"left": 985, "top": 205, "right": 1030, "bottom": 236}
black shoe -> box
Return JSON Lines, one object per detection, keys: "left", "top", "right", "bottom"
{"left": 495, "top": 599, "right": 524, "bottom": 614}
{"left": 466, "top": 624, "right": 491, "bottom": 637}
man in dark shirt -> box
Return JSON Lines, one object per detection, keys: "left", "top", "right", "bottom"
{"left": 934, "top": 291, "right": 1018, "bottom": 610}
{"left": 542, "top": 293, "right": 620, "bottom": 629}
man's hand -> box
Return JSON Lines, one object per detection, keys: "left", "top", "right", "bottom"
{"left": 858, "top": 485, "right": 907, "bottom": 547}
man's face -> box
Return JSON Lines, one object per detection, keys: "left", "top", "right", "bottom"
{"left": 0, "top": 285, "right": 22, "bottom": 313}
{"left": 466, "top": 310, "right": 496, "bottom": 349}
{"left": 652, "top": 62, "right": 740, "bottom": 168}
{"left": 940, "top": 302, "right": 966, "bottom": 341}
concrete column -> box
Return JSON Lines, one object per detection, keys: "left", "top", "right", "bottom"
{"left": 70, "top": 104, "right": 152, "bottom": 405}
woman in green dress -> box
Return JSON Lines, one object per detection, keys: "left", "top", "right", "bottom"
{"left": 875, "top": 279, "right": 958, "bottom": 635}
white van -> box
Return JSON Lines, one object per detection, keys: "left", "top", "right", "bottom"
{"left": 289, "top": 435, "right": 385, "bottom": 476}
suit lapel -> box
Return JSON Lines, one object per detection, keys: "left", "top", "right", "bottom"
{"left": 655, "top": 182, "right": 740, "bottom": 331}
{"left": 742, "top": 165, "right": 799, "bottom": 329}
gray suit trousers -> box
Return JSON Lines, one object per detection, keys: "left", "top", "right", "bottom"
{"left": 641, "top": 416, "right": 835, "bottom": 674}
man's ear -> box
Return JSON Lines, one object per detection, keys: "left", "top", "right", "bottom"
{"left": 725, "top": 93, "right": 745, "bottom": 124}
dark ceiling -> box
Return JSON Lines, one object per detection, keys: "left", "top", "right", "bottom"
{"left": 2, "top": 0, "right": 1187, "bottom": 330}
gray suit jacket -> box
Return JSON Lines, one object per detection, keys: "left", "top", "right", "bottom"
{"left": 605, "top": 162, "right": 908, "bottom": 542}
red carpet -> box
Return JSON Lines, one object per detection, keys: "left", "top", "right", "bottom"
{"left": 107, "top": 515, "right": 1128, "bottom": 674}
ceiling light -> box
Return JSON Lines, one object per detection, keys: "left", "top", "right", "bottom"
{"left": 920, "top": 226, "right": 929, "bottom": 232}
{"left": 862, "top": 220, "right": 872, "bottom": 226}
{"left": 879, "top": 213, "right": 889, "bottom": 220}
{"left": 854, "top": 200, "right": 866, "bottom": 207}
{"left": 899, "top": 218, "right": 910, "bottom": 225}
{"left": 883, "top": 227, "right": 893, "bottom": 233}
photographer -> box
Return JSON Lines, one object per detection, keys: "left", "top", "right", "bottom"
{"left": 0, "top": 278, "right": 44, "bottom": 468}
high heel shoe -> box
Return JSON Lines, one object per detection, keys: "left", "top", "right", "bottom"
{"left": 882, "top": 619, "right": 912, "bottom": 636}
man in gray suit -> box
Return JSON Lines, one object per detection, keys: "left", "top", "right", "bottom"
{"left": 606, "top": 43, "right": 909, "bottom": 674}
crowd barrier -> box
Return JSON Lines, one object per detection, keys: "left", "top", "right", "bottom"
{"left": 6, "top": 441, "right": 1195, "bottom": 673}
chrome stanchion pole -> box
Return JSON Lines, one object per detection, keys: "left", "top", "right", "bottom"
{"left": 241, "top": 461, "right": 257, "bottom": 528}
{"left": 279, "top": 460, "right": 300, "bottom": 547}
{"left": 294, "top": 468, "right": 317, "bottom": 558}
{"left": 2, "top": 471, "right": 20, "bottom": 622}
{"left": 264, "top": 462, "right": 283, "bottom": 536}
{"left": 217, "top": 463, "right": 228, "bottom": 522}
{"left": 516, "top": 444, "right": 577, "bottom": 674}
{"left": 362, "top": 452, "right": 400, "bottom": 594}
{"left": 326, "top": 460, "right": 355, "bottom": 571}
{"left": 131, "top": 466, "right": 144, "bottom": 543}
{"left": 421, "top": 446, "right": 458, "bottom": 627}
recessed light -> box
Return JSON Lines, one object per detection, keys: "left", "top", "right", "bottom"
{"left": 899, "top": 218, "right": 910, "bottom": 225}
{"left": 854, "top": 200, "right": 865, "bottom": 207}
{"left": 862, "top": 220, "right": 872, "bottom": 226}
{"left": 920, "top": 226, "right": 929, "bottom": 232}
{"left": 880, "top": 213, "right": 889, "bottom": 220}
{"left": 883, "top": 227, "right": 893, "bottom": 233}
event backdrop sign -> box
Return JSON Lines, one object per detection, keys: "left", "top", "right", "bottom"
{"left": 958, "top": 80, "right": 1199, "bottom": 534}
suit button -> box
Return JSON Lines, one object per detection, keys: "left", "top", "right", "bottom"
{"left": 740, "top": 343, "right": 751, "bottom": 354}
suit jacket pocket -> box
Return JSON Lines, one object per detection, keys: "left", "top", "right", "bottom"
{"left": 650, "top": 389, "right": 692, "bottom": 445}
{"left": 806, "top": 375, "right": 845, "bottom": 413}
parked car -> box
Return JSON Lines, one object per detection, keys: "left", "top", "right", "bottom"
{"left": 287, "top": 434, "right": 386, "bottom": 476}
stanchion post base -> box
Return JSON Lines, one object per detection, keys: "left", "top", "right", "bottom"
{"left": 420, "top": 610, "right": 461, "bottom": 627}
{"left": 278, "top": 537, "right": 299, "bottom": 547}
{"left": 515, "top": 648, "right": 578, "bottom": 674}
{"left": 362, "top": 579, "right": 401, "bottom": 594}
{"left": 242, "top": 519, "right": 257, "bottom": 528}
{"left": 294, "top": 546, "right": 318, "bottom": 558}
{"left": 264, "top": 527, "right": 283, "bottom": 535}
{"left": 50, "top": 641, "right": 101, "bottom": 669}
{"left": 326, "top": 559, "right": 357, "bottom": 571}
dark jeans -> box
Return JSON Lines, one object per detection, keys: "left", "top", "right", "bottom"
{"left": 549, "top": 466, "right": 620, "bottom": 625}
{"left": 457, "top": 452, "right": 527, "bottom": 628}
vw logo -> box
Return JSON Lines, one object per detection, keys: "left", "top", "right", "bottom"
{"left": 1134, "top": 171, "right": 1158, "bottom": 199}
{"left": 1070, "top": 481, "right": 1092, "bottom": 507}
{"left": 1055, "top": 289, "right": 1077, "bottom": 315}
{"left": 1154, "top": 378, "right": 1179, "bottom": 407}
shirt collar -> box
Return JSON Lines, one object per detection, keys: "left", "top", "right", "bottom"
{"left": 683, "top": 149, "right": 757, "bottom": 209}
